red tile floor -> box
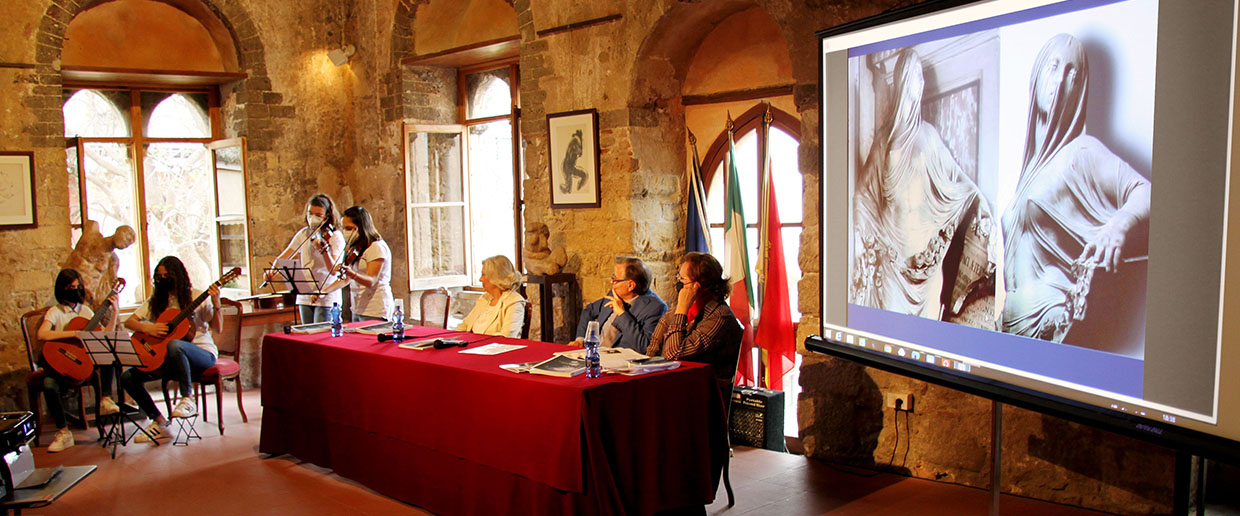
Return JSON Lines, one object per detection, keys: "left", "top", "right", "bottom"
{"left": 26, "top": 389, "right": 1116, "bottom": 515}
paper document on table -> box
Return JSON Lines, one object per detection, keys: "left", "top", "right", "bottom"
{"left": 556, "top": 347, "right": 647, "bottom": 369}
{"left": 610, "top": 360, "right": 681, "bottom": 376}
{"left": 348, "top": 321, "right": 393, "bottom": 334}
{"left": 499, "top": 361, "right": 540, "bottom": 373}
{"left": 398, "top": 339, "right": 438, "bottom": 351}
{"left": 529, "top": 355, "right": 588, "bottom": 377}
{"left": 460, "top": 343, "right": 526, "bottom": 355}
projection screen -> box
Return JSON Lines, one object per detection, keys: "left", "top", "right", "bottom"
{"left": 815, "top": 0, "right": 1240, "bottom": 456}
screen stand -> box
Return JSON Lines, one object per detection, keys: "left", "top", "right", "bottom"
{"left": 1172, "top": 450, "right": 1206, "bottom": 516}
{"left": 989, "top": 400, "right": 1002, "bottom": 516}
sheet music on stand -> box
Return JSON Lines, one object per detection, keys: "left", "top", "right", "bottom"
{"left": 263, "top": 258, "right": 327, "bottom": 296}
{"left": 77, "top": 331, "right": 142, "bottom": 367}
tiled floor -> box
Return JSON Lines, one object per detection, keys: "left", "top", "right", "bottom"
{"left": 26, "top": 389, "right": 1118, "bottom": 515}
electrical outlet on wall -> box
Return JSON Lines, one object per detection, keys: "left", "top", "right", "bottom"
{"left": 885, "top": 392, "right": 915, "bottom": 412}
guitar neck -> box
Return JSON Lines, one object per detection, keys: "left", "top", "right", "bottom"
{"left": 81, "top": 300, "right": 113, "bottom": 331}
{"left": 164, "top": 281, "right": 217, "bottom": 329}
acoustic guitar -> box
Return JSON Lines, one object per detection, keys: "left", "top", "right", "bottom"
{"left": 132, "top": 267, "right": 241, "bottom": 372}
{"left": 43, "top": 278, "right": 126, "bottom": 382}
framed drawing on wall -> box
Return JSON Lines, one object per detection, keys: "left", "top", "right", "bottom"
{"left": 547, "top": 109, "right": 600, "bottom": 209}
{"left": 0, "top": 151, "right": 36, "bottom": 229}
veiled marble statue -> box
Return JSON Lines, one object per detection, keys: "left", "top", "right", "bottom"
{"left": 1001, "top": 34, "right": 1151, "bottom": 343}
{"left": 851, "top": 48, "right": 996, "bottom": 321}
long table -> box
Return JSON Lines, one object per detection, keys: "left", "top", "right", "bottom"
{"left": 258, "top": 325, "right": 727, "bottom": 515}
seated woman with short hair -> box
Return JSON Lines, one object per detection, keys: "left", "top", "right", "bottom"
{"left": 646, "top": 252, "right": 743, "bottom": 383}
{"left": 456, "top": 255, "right": 527, "bottom": 338}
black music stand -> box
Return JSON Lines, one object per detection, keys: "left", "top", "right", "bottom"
{"left": 263, "top": 258, "right": 326, "bottom": 300}
{"left": 77, "top": 331, "right": 156, "bottom": 458}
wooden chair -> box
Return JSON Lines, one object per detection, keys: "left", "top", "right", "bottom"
{"left": 162, "top": 298, "right": 247, "bottom": 435}
{"left": 20, "top": 307, "right": 99, "bottom": 446}
{"left": 716, "top": 328, "right": 747, "bottom": 508}
{"left": 419, "top": 287, "right": 451, "bottom": 328}
{"left": 520, "top": 299, "right": 533, "bottom": 340}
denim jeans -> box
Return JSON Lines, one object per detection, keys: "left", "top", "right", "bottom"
{"left": 121, "top": 339, "right": 216, "bottom": 419}
{"left": 352, "top": 313, "right": 386, "bottom": 322}
{"left": 298, "top": 304, "right": 330, "bottom": 324}
{"left": 39, "top": 364, "right": 113, "bottom": 429}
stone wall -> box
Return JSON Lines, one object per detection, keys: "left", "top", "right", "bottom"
{"left": 0, "top": 0, "right": 1179, "bottom": 514}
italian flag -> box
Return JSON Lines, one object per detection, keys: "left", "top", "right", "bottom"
{"left": 724, "top": 135, "right": 756, "bottom": 386}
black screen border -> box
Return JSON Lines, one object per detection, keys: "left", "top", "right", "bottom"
{"left": 813, "top": 0, "right": 1240, "bottom": 465}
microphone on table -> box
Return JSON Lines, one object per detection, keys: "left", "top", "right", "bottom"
{"left": 377, "top": 333, "right": 404, "bottom": 343}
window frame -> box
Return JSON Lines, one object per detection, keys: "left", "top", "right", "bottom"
{"left": 699, "top": 103, "right": 803, "bottom": 304}
{"left": 402, "top": 123, "right": 474, "bottom": 290}
{"left": 458, "top": 61, "right": 523, "bottom": 273}
{"left": 64, "top": 84, "right": 223, "bottom": 305}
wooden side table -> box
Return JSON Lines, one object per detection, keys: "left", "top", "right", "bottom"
{"left": 524, "top": 273, "right": 580, "bottom": 343}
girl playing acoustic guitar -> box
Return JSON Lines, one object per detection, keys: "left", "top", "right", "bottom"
{"left": 121, "top": 256, "right": 221, "bottom": 443}
{"left": 36, "top": 268, "right": 120, "bottom": 452}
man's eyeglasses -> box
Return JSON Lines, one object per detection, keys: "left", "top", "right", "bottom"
{"left": 609, "top": 277, "right": 628, "bottom": 284}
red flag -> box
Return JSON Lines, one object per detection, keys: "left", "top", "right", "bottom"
{"left": 755, "top": 163, "right": 795, "bottom": 390}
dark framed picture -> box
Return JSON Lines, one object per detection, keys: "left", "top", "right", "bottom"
{"left": 547, "top": 109, "right": 600, "bottom": 209}
{"left": 0, "top": 151, "right": 36, "bottom": 229}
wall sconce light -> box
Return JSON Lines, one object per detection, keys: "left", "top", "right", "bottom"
{"left": 328, "top": 44, "right": 356, "bottom": 66}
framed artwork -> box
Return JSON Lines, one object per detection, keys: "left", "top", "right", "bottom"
{"left": 0, "top": 151, "right": 36, "bottom": 229}
{"left": 547, "top": 109, "right": 601, "bottom": 209}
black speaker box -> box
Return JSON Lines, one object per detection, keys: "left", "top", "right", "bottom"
{"left": 729, "top": 386, "right": 784, "bottom": 451}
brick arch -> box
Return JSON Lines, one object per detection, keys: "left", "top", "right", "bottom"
{"left": 26, "top": 0, "right": 291, "bottom": 150}
{"left": 382, "top": 0, "right": 426, "bottom": 123}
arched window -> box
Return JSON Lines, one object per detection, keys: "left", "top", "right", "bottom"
{"left": 700, "top": 104, "right": 803, "bottom": 316}
{"left": 64, "top": 88, "right": 220, "bottom": 307}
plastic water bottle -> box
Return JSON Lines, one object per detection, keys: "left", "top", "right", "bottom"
{"left": 391, "top": 300, "right": 405, "bottom": 342}
{"left": 329, "top": 302, "right": 343, "bottom": 337}
{"left": 584, "top": 321, "right": 602, "bottom": 378}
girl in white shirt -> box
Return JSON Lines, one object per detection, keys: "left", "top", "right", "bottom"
{"left": 121, "top": 256, "right": 221, "bottom": 442}
{"left": 268, "top": 194, "right": 345, "bottom": 323}
{"left": 37, "top": 268, "right": 120, "bottom": 452}
{"left": 319, "top": 206, "right": 393, "bottom": 321}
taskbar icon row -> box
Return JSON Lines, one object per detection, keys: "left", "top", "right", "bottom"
{"left": 828, "top": 330, "right": 972, "bottom": 374}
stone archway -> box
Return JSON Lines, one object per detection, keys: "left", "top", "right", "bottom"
{"left": 26, "top": 0, "right": 290, "bottom": 152}
{"left": 624, "top": 0, "right": 794, "bottom": 278}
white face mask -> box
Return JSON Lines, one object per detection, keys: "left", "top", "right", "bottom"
{"left": 308, "top": 214, "right": 325, "bottom": 228}
{"left": 344, "top": 229, "right": 358, "bottom": 244}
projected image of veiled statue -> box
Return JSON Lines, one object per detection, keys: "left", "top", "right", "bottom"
{"left": 851, "top": 48, "right": 997, "bottom": 324}
{"left": 1001, "top": 34, "right": 1151, "bottom": 350}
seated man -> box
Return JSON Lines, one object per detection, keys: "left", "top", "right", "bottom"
{"left": 572, "top": 257, "right": 667, "bottom": 352}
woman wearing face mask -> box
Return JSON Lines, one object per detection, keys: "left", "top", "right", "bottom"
{"left": 268, "top": 194, "right": 345, "bottom": 323}
{"left": 121, "top": 256, "right": 221, "bottom": 442}
{"left": 37, "top": 268, "right": 121, "bottom": 452}
{"left": 317, "top": 206, "right": 393, "bottom": 322}
{"left": 645, "top": 252, "right": 743, "bottom": 383}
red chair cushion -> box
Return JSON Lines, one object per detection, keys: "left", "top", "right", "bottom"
{"left": 198, "top": 358, "right": 240, "bottom": 381}
{"left": 26, "top": 370, "right": 44, "bottom": 386}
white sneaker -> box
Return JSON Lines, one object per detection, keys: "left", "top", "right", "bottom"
{"left": 99, "top": 396, "right": 120, "bottom": 416}
{"left": 48, "top": 428, "right": 74, "bottom": 453}
{"left": 133, "top": 423, "right": 170, "bottom": 443}
{"left": 171, "top": 396, "right": 197, "bottom": 418}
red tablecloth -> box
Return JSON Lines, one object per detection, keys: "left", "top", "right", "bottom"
{"left": 258, "top": 325, "right": 727, "bottom": 515}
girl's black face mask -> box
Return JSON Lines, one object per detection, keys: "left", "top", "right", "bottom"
{"left": 60, "top": 287, "right": 85, "bottom": 304}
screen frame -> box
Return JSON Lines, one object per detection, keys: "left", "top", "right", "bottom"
{"left": 813, "top": 0, "right": 1240, "bottom": 466}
